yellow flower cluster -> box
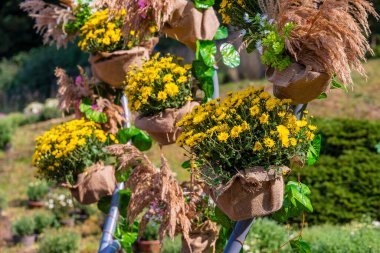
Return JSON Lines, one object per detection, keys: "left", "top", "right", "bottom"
{"left": 219, "top": 0, "right": 245, "bottom": 24}
{"left": 33, "top": 119, "right": 117, "bottom": 183}
{"left": 177, "top": 86, "right": 316, "bottom": 182}
{"left": 124, "top": 53, "right": 193, "bottom": 116}
{"left": 78, "top": 9, "right": 136, "bottom": 53}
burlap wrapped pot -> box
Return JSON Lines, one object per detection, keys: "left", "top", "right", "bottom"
{"left": 89, "top": 39, "right": 158, "bottom": 88}
{"left": 209, "top": 167, "right": 290, "bottom": 221}
{"left": 135, "top": 101, "right": 199, "bottom": 146}
{"left": 63, "top": 162, "right": 116, "bottom": 205}
{"left": 267, "top": 62, "right": 331, "bottom": 104}
{"left": 181, "top": 221, "right": 218, "bottom": 253}
{"left": 162, "top": 0, "right": 219, "bottom": 50}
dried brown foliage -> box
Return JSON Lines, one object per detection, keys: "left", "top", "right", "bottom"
{"left": 20, "top": 0, "right": 76, "bottom": 48}
{"left": 276, "top": 0, "right": 379, "bottom": 86}
{"left": 106, "top": 144, "right": 191, "bottom": 244}
{"left": 94, "top": 0, "right": 175, "bottom": 38}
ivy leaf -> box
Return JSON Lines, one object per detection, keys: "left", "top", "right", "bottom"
{"left": 80, "top": 98, "right": 107, "bottom": 123}
{"left": 220, "top": 43, "right": 240, "bottom": 68}
{"left": 307, "top": 134, "right": 322, "bottom": 166}
{"left": 213, "top": 26, "right": 228, "bottom": 40}
{"left": 317, "top": 92, "right": 327, "bottom": 99}
{"left": 289, "top": 186, "right": 313, "bottom": 213}
{"left": 290, "top": 238, "right": 311, "bottom": 253}
{"left": 193, "top": 0, "right": 215, "bottom": 9}
{"left": 199, "top": 40, "right": 217, "bottom": 67}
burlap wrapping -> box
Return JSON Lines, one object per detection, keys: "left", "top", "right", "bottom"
{"left": 209, "top": 167, "right": 290, "bottom": 221}
{"left": 89, "top": 38, "right": 158, "bottom": 88}
{"left": 64, "top": 162, "right": 116, "bottom": 205}
{"left": 181, "top": 221, "right": 218, "bottom": 253}
{"left": 135, "top": 101, "right": 199, "bottom": 146}
{"left": 267, "top": 62, "right": 331, "bottom": 104}
{"left": 162, "top": 0, "right": 220, "bottom": 50}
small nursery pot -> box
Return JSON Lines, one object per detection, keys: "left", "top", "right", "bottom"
{"left": 89, "top": 38, "right": 158, "bottom": 88}
{"left": 267, "top": 62, "right": 331, "bottom": 104}
{"left": 62, "top": 162, "right": 116, "bottom": 205}
{"left": 135, "top": 101, "right": 199, "bottom": 146}
{"left": 14, "top": 235, "right": 36, "bottom": 247}
{"left": 27, "top": 200, "right": 45, "bottom": 209}
{"left": 209, "top": 166, "right": 290, "bottom": 221}
{"left": 137, "top": 240, "right": 161, "bottom": 253}
{"left": 181, "top": 221, "right": 218, "bottom": 253}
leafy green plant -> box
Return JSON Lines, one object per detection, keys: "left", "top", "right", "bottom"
{"left": 38, "top": 230, "right": 80, "bottom": 253}
{"left": 141, "top": 222, "right": 159, "bottom": 241}
{"left": 116, "top": 127, "right": 152, "bottom": 152}
{"left": 64, "top": 0, "right": 92, "bottom": 34}
{"left": 34, "top": 211, "right": 57, "bottom": 234}
{"left": 0, "top": 118, "right": 12, "bottom": 150}
{"left": 27, "top": 180, "right": 50, "bottom": 201}
{"left": 114, "top": 217, "right": 138, "bottom": 253}
{"left": 12, "top": 217, "right": 36, "bottom": 237}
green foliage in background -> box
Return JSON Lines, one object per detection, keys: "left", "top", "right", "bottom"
{"left": 38, "top": 230, "right": 80, "bottom": 253}
{"left": 0, "top": 118, "right": 12, "bottom": 150}
{"left": 34, "top": 211, "right": 58, "bottom": 234}
{"left": 27, "top": 180, "right": 49, "bottom": 201}
{"left": 12, "top": 216, "right": 36, "bottom": 237}
{"left": 292, "top": 118, "right": 380, "bottom": 224}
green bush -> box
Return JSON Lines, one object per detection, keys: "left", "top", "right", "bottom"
{"left": 141, "top": 222, "right": 159, "bottom": 241}
{"left": 161, "top": 236, "right": 182, "bottom": 253}
{"left": 34, "top": 211, "right": 57, "bottom": 234}
{"left": 302, "top": 223, "right": 380, "bottom": 253}
{"left": 27, "top": 181, "right": 50, "bottom": 201}
{"left": 290, "top": 118, "right": 380, "bottom": 224}
{"left": 12, "top": 216, "right": 36, "bottom": 237}
{"left": 0, "top": 118, "right": 12, "bottom": 150}
{"left": 245, "top": 218, "right": 291, "bottom": 253}
{"left": 38, "top": 230, "right": 80, "bottom": 253}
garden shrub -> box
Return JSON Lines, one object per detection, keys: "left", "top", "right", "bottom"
{"left": 290, "top": 118, "right": 380, "bottom": 224}
{"left": 27, "top": 180, "right": 50, "bottom": 201}
{"left": 12, "top": 217, "right": 36, "bottom": 237}
{"left": 38, "top": 230, "right": 80, "bottom": 253}
{"left": 161, "top": 236, "right": 182, "bottom": 253}
{"left": 0, "top": 118, "right": 12, "bottom": 150}
{"left": 34, "top": 211, "right": 57, "bottom": 234}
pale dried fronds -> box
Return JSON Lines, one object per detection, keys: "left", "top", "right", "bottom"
{"left": 96, "top": 97, "right": 126, "bottom": 134}
{"left": 55, "top": 66, "right": 93, "bottom": 112}
{"left": 20, "top": 0, "right": 76, "bottom": 48}
{"left": 276, "top": 0, "right": 379, "bottom": 86}
{"left": 107, "top": 145, "right": 190, "bottom": 244}
{"left": 94, "top": 0, "right": 175, "bottom": 37}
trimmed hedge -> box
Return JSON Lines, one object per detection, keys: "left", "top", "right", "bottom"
{"left": 292, "top": 118, "right": 380, "bottom": 224}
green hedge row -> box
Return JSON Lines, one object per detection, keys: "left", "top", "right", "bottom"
{"left": 291, "top": 118, "right": 380, "bottom": 224}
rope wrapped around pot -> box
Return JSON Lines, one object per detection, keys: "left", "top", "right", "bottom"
{"left": 135, "top": 101, "right": 199, "bottom": 146}
{"left": 62, "top": 162, "right": 116, "bottom": 205}
{"left": 208, "top": 166, "right": 290, "bottom": 221}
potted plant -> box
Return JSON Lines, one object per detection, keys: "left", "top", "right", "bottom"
{"left": 33, "top": 118, "right": 118, "bottom": 205}
{"left": 34, "top": 211, "right": 57, "bottom": 236}
{"left": 12, "top": 216, "right": 36, "bottom": 247}
{"left": 27, "top": 180, "right": 49, "bottom": 208}
{"left": 45, "top": 191, "right": 75, "bottom": 227}
{"left": 38, "top": 230, "right": 80, "bottom": 253}
{"left": 177, "top": 87, "right": 316, "bottom": 220}
{"left": 138, "top": 222, "right": 160, "bottom": 253}
{"left": 218, "top": 0, "right": 378, "bottom": 104}
{"left": 124, "top": 53, "right": 199, "bottom": 145}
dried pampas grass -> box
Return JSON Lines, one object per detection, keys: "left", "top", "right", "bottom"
{"left": 276, "top": 0, "right": 379, "bottom": 86}
{"left": 106, "top": 145, "right": 191, "bottom": 244}
{"left": 20, "top": 0, "right": 76, "bottom": 48}
{"left": 94, "top": 0, "right": 175, "bottom": 38}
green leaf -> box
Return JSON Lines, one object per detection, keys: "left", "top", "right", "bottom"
{"left": 199, "top": 40, "right": 217, "bottom": 67}
{"left": 220, "top": 43, "right": 240, "bottom": 68}
{"left": 200, "top": 76, "right": 215, "bottom": 101}
{"left": 181, "top": 160, "right": 191, "bottom": 169}
{"left": 79, "top": 98, "right": 108, "bottom": 123}
{"left": 193, "top": 0, "right": 215, "bottom": 9}
{"left": 286, "top": 181, "right": 313, "bottom": 213}
{"left": 97, "top": 195, "right": 112, "bottom": 214}
{"left": 307, "top": 134, "right": 322, "bottom": 166}
{"left": 132, "top": 131, "right": 153, "bottom": 151}
{"left": 286, "top": 181, "right": 311, "bottom": 196}
{"left": 116, "top": 127, "right": 141, "bottom": 144}
{"left": 213, "top": 26, "right": 228, "bottom": 40}
{"left": 331, "top": 76, "right": 348, "bottom": 93}
{"left": 115, "top": 169, "right": 130, "bottom": 183}
{"left": 290, "top": 238, "right": 311, "bottom": 253}
{"left": 317, "top": 92, "right": 327, "bottom": 99}
{"left": 192, "top": 60, "right": 215, "bottom": 79}
{"left": 118, "top": 189, "right": 131, "bottom": 218}
{"left": 290, "top": 187, "right": 313, "bottom": 213}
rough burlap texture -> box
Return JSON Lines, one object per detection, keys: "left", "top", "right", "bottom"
{"left": 162, "top": 0, "right": 219, "bottom": 50}
{"left": 135, "top": 101, "right": 199, "bottom": 146}
{"left": 267, "top": 62, "right": 331, "bottom": 104}
{"left": 181, "top": 221, "right": 218, "bottom": 253}
{"left": 209, "top": 167, "right": 290, "bottom": 221}
{"left": 89, "top": 39, "right": 158, "bottom": 88}
{"left": 64, "top": 162, "right": 116, "bottom": 205}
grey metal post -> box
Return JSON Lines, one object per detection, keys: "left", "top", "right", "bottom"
{"left": 98, "top": 95, "right": 131, "bottom": 253}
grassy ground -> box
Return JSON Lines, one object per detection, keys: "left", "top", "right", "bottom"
{"left": 1, "top": 59, "right": 379, "bottom": 252}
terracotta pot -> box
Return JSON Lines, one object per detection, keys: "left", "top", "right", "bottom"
{"left": 18, "top": 235, "right": 36, "bottom": 247}
{"left": 27, "top": 200, "right": 45, "bottom": 209}
{"left": 137, "top": 240, "right": 161, "bottom": 253}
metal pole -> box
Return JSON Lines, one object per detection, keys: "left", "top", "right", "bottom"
{"left": 213, "top": 66, "right": 220, "bottom": 99}
{"left": 98, "top": 95, "right": 131, "bottom": 253}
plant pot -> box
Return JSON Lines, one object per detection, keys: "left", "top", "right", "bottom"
{"left": 208, "top": 166, "right": 290, "bottom": 221}
{"left": 60, "top": 217, "right": 75, "bottom": 227}
{"left": 18, "top": 235, "right": 36, "bottom": 247}
{"left": 27, "top": 200, "right": 45, "bottom": 209}
{"left": 137, "top": 240, "right": 161, "bottom": 253}
{"left": 135, "top": 101, "right": 199, "bottom": 145}
{"left": 181, "top": 221, "right": 218, "bottom": 253}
